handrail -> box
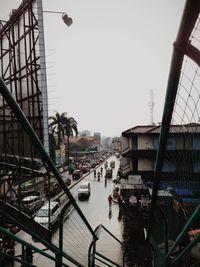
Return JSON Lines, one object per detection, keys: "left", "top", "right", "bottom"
{"left": 89, "top": 224, "right": 136, "bottom": 267}
{"left": 88, "top": 225, "right": 100, "bottom": 267}
{"left": 0, "top": 226, "right": 56, "bottom": 262}
{"left": 95, "top": 251, "right": 122, "bottom": 267}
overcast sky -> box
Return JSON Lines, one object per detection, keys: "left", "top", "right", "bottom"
{"left": 1, "top": 0, "right": 186, "bottom": 137}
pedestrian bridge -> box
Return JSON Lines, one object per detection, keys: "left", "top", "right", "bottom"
{"left": 1, "top": 0, "right": 200, "bottom": 266}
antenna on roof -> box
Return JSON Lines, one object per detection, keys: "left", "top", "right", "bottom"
{"left": 149, "top": 89, "right": 155, "bottom": 125}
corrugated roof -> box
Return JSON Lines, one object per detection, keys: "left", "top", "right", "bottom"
{"left": 122, "top": 125, "right": 157, "bottom": 135}
{"left": 122, "top": 123, "right": 200, "bottom": 135}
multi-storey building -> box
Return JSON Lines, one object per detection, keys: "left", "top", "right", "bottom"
{"left": 121, "top": 123, "right": 200, "bottom": 184}
{"left": 112, "top": 137, "right": 122, "bottom": 154}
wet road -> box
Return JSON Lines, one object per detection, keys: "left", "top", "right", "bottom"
{"left": 15, "top": 156, "right": 123, "bottom": 266}
{"left": 74, "top": 156, "right": 122, "bottom": 237}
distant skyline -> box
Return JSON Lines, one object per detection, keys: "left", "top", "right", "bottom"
{"left": 1, "top": 0, "right": 186, "bottom": 137}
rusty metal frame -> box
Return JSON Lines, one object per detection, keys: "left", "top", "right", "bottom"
{"left": 0, "top": 0, "right": 45, "bottom": 183}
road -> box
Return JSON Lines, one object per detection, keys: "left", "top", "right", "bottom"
{"left": 15, "top": 155, "right": 123, "bottom": 266}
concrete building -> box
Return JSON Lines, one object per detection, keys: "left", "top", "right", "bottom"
{"left": 121, "top": 123, "right": 200, "bottom": 183}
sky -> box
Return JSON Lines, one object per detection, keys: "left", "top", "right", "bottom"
{"left": 1, "top": 0, "right": 186, "bottom": 137}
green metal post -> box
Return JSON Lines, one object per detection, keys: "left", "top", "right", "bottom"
{"left": 157, "top": 205, "right": 169, "bottom": 255}
{"left": 163, "top": 204, "right": 200, "bottom": 264}
{"left": 170, "top": 234, "right": 200, "bottom": 266}
{"left": 58, "top": 201, "right": 72, "bottom": 266}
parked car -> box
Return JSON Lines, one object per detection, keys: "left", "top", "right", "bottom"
{"left": 20, "top": 189, "right": 40, "bottom": 200}
{"left": 72, "top": 170, "right": 82, "bottom": 180}
{"left": 81, "top": 165, "right": 90, "bottom": 173}
{"left": 65, "top": 178, "right": 71, "bottom": 186}
{"left": 105, "top": 168, "right": 113, "bottom": 179}
{"left": 34, "top": 201, "right": 60, "bottom": 229}
{"left": 91, "top": 162, "right": 96, "bottom": 168}
{"left": 78, "top": 181, "right": 91, "bottom": 198}
{"left": 21, "top": 195, "right": 44, "bottom": 215}
{"left": 46, "top": 182, "right": 61, "bottom": 197}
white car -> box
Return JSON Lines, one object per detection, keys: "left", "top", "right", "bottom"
{"left": 34, "top": 201, "right": 60, "bottom": 229}
{"left": 78, "top": 181, "right": 91, "bottom": 198}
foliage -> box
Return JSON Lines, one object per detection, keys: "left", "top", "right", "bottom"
{"left": 48, "top": 112, "right": 78, "bottom": 162}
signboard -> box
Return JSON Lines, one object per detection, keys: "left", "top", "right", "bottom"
{"left": 128, "top": 175, "right": 142, "bottom": 185}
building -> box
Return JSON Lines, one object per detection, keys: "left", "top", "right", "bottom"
{"left": 79, "top": 130, "right": 91, "bottom": 137}
{"left": 121, "top": 123, "right": 200, "bottom": 183}
{"left": 112, "top": 137, "right": 122, "bottom": 154}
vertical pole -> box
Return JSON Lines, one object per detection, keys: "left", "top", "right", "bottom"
{"left": 37, "top": 0, "right": 49, "bottom": 155}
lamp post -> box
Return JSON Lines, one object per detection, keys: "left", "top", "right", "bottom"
{"left": 43, "top": 11, "right": 73, "bottom": 27}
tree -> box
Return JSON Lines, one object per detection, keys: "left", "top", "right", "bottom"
{"left": 62, "top": 114, "right": 78, "bottom": 164}
{"left": 48, "top": 112, "right": 78, "bottom": 163}
{"left": 78, "top": 137, "right": 90, "bottom": 151}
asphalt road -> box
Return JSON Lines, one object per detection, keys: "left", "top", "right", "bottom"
{"left": 14, "top": 156, "right": 123, "bottom": 266}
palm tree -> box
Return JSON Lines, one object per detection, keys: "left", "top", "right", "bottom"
{"left": 48, "top": 112, "right": 78, "bottom": 163}
{"left": 61, "top": 114, "right": 78, "bottom": 164}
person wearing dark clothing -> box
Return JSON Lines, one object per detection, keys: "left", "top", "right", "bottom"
{"left": 108, "top": 195, "right": 113, "bottom": 208}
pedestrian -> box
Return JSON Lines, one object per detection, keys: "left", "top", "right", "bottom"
{"left": 108, "top": 195, "right": 113, "bottom": 208}
{"left": 97, "top": 171, "right": 101, "bottom": 181}
{"left": 104, "top": 177, "right": 107, "bottom": 187}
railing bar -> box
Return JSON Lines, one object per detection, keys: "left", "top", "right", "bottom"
{"left": 95, "top": 251, "right": 122, "bottom": 267}
{"left": 101, "top": 225, "right": 125, "bottom": 248}
{"left": 163, "top": 204, "right": 200, "bottom": 262}
{"left": 0, "top": 251, "right": 35, "bottom": 266}
{"left": 0, "top": 226, "right": 83, "bottom": 267}
{"left": 0, "top": 226, "right": 56, "bottom": 261}
{"left": 95, "top": 256, "right": 113, "bottom": 267}
{"left": 170, "top": 234, "right": 200, "bottom": 266}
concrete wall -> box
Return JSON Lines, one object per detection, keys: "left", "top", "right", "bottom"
{"left": 138, "top": 158, "right": 153, "bottom": 171}
{"left": 138, "top": 135, "right": 154, "bottom": 150}
{"left": 121, "top": 136, "right": 129, "bottom": 151}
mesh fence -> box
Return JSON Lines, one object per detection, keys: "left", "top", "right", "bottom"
{"left": 150, "top": 2, "right": 200, "bottom": 266}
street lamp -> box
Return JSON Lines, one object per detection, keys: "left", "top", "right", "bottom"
{"left": 43, "top": 11, "right": 73, "bottom": 27}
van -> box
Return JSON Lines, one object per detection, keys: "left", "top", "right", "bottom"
{"left": 78, "top": 181, "right": 91, "bottom": 198}
{"left": 34, "top": 201, "right": 60, "bottom": 229}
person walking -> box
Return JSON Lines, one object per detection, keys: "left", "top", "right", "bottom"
{"left": 100, "top": 167, "right": 103, "bottom": 176}
{"left": 97, "top": 171, "right": 101, "bottom": 181}
{"left": 108, "top": 195, "right": 113, "bottom": 208}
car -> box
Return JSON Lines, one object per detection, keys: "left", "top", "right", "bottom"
{"left": 65, "top": 178, "right": 71, "bottom": 186}
{"left": 72, "top": 169, "right": 82, "bottom": 180}
{"left": 78, "top": 181, "right": 91, "bottom": 198}
{"left": 20, "top": 189, "right": 40, "bottom": 199}
{"left": 45, "top": 182, "right": 61, "bottom": 197}
{"left": 21, "top": 195, "right": 44, "bottom": 215}
{"left": 81, "top": 165, "right": 90, "bottom": 173}
{"left": 34, "top": 201, "right": 60, "bottom": 229}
